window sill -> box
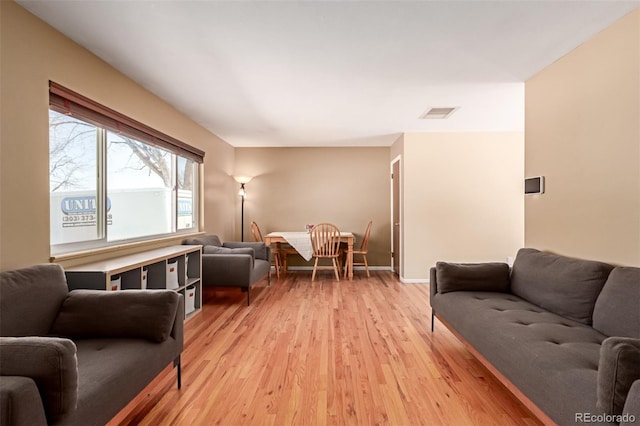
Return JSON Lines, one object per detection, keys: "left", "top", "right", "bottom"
{"left": 50, "top": 231, "right": 205, "bottom": 265}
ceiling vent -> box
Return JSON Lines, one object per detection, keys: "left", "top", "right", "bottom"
{"left": 420, "top": 107, "right": 458, "bottom": 119}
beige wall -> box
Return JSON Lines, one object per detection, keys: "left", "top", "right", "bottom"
{"left": 9, "top": 0, "right": 632, "bottom": 275}
{"left": 234, "top": 147, "right": 391, "bottom": 267}
{"left": 401, "top": 132, "right": 524, "bottom": 281}
{"left": 525, "top": 10, "right": 640, "bottom": 266}
{"left": 0, "top": 2, "right": 236, "bottom": 271}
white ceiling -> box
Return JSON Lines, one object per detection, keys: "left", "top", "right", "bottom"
{"left": 18, "top": 0, "right": 639, "bottom": 147}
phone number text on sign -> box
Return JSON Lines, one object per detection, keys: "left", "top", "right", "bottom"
{"left": 62, "top": 214, "right": 113, "bottom": 228}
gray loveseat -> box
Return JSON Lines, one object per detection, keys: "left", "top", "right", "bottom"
{"left": 430, "top": 248, "right": 640, "bottom": 425}
{"left": 183, "top": 235, "right": 271, "bottom": 305}
{"left": 0, "top": 264, "right": 184, "bottom": 426}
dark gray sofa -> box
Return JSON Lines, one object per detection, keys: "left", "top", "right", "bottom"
{"left": 0, "top": 264, "right": 184, "bottom": 426}
{"left": 430, "top": 248, "right": 640, "bottom": 426}
{"left": 183, "top": 235, "right": 271, "bottom": 305}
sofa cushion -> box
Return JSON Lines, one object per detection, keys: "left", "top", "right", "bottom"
{"left": 183, "top": 235, "right": 222, "bottom": 247}
{"left": 203, "top": 246, "right": 255, "bottom": 258}
{"left": 68, "top": 337, "right": 179, "bottom": 426}
{"left": 224, "top": 242, "right": 268, "bottom": 260}
{"left": 435, "top": 262, "right": 510, "bottom": 294}
{"left": 597, "top": 337, "right": 640, "bottom": 416}
{"left": 592, "top": 267, "right": 640, "bottom": 338}
{"left": 511, "top": 248, "right": 614, "bottom": 325}
{"left": 0, "top": 336, "right": 78, "bottom": 423}
{"left": 51, "top": 290, "right": 179, "bottom": 343}
{"left": 0, "top": 264, "right": 68, "bottom": 337}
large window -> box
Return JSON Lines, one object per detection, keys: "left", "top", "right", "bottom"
{"left": 49, "top": 82, "right": 203, "bottom": 256}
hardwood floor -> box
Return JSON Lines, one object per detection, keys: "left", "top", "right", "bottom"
{"left": 108, "top": 271, "right": 541, "bottom": 426}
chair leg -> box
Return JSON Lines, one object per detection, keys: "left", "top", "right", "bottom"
{"left": 431, "top": 310, "right": 435, "bottom": 332}
{"left": 332, "top": 258, "right": 340, "bottom": 281}
{"left": 363, "top": 255, "right": 370, "bottom": 278}
{"left": 247, "top": 288, "right": 250, "bottom": 306}
{"left": 274, "top": 252, "right": 281, "bottom": 278}
{"left": 343, "top": 254, "right": 348, "bottom": 279}
{"left": 312, "top": 258, "right": 319, "bottom": 281}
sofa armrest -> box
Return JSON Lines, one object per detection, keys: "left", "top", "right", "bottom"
{"left": 621, "top": 380, "right": 640, "bottom": 425}
{"left": 172, "top": 293, "right": 185, "bottom": 354}
{"left": 597, "top": 336, "right": 640, "bottom": 417}
{"left": 1, "top": 376, "right": 48, "bottom": 426}
{"left": 430, "top": 267, "right": 438, "bottom": 308}
{"left": 0, "top": 337, "right": 77, "bottom": 423}
{"left": 223, "top": 242, "right": 270, "bottom": 261}
{"left": 202, "top": 253, "right": 253, "bottom": 287}
{"left": 50, "top": 289, "right": 180, "bottom": 343}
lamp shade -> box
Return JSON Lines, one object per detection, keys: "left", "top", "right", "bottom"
{"left": 233, "top": 176, "right": 253, "bottom": 184}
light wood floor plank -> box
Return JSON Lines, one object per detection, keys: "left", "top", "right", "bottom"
{"left": 108, "top": 271, "right": 541, "bottom": 426}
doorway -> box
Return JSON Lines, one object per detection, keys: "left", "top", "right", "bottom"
{"left": 391, "top": 156, "right": 401, "bottom": 277}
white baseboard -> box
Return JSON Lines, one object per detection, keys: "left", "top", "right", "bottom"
{"left": 280, "top": 266, "right": 392, "bottom": 271}
{"left": 400, "top": 277, "right": 430, "bottom": 284}
{"left": 269, "top": 265, "right": 429, "bottom": 284}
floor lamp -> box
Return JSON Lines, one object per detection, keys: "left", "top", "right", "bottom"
{"left": 234, "top": 176, "right": 252, "bottom": 241}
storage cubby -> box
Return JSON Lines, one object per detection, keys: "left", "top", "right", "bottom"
{"left": 119, "top": 269, "right": 142, "bottom": 290}
{"left": 146, "top": 261, "right": 167, "bottom": 290}
{"left": 186, "top": 250, "right": 201, "bottom": 282}
{"left": 64, "top": 245, "right": 203, "bottom": 320}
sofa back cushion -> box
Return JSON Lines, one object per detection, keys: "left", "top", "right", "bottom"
{"left": 511, "top": 248, "right": 614, "bottom": 325}
{"left": 203, "top": 246, "right": 256, "bottom": 267}
{"left": 203, "top": 246, "right": 254, "bottom": 256}
{"left": 183, "top": 235, "right": 222, "bottom": 247}
{"left": 223, "top": 242, "right": 268, "bottom": 260}
{"left": 0, "top": 264, "right": 69, "bottom": 337}
{"left": 51, "top": 290, "right": 180, "bottom": 343}
{"left": 435, "top": 262, "right": 511, "bottom": 294}
{"left": 592, "top": 267, "right": 640, "bottom": 338}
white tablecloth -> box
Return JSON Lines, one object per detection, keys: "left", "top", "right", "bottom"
{"left": 270, "top": 232, "right": 313, "bottom": 261}
{"left": 268, "top": 231, "right": 355, "bottom": 262}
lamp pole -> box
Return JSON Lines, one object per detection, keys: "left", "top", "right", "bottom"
{"left": 240, "top": 183, "right": 246, "bottom": 241}
{"left": 233, "top": 176, "right": 252, "bottom": 242}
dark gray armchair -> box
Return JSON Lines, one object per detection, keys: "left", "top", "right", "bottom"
{"left": 0, "top": 263, "right": 183, "bottom": 426}
{"left": 183, "top": 235, "right": 271, "bottom": 305}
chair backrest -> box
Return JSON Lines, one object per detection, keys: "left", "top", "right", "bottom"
{"left": 359, "top": 221, "right": 373, "bottom": 252}
{"left": 310, "top": 223, "right": 341, "bottom": 257}
{"left": 250, "top": 221, "right": 263, "bottom": 242}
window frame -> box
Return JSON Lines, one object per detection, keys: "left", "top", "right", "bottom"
{"left": 49, "top": 82, "right": 203, "bottom": 257}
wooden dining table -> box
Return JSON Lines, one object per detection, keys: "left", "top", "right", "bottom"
{"left": 265, "top": 231, "right": 355, "bottom": 280}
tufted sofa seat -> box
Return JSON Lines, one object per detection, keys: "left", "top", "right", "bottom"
{"left": 430, "top": 249, "right": 640, "bottom": 426}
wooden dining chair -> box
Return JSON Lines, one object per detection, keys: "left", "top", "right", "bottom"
{"left": 250, "top": 221, "right": 297, "bottom": 277}
{"left": 345, "top": 220, "right": 372, "bottom": 278}
{"left": 310, "top": 223, "right": 342, "bottom": 281}
{"left": 250, "top": 221, "right": 282, "bottom": 278}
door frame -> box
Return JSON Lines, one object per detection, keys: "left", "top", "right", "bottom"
{"left": 390, "top": 155, "right": 402, "bottom": 278}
